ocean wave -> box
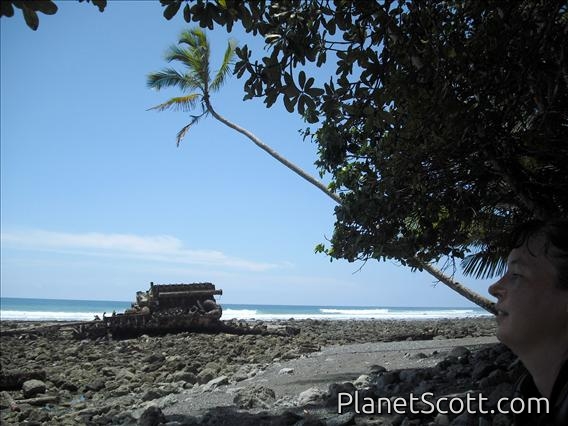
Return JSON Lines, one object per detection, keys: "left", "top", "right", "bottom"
{"left": 0, "top": 310, "right": 102, "bottom": 321}
{"left": 222, "top": 309, "right": 258, "bottom": 319}
{"left": 0, "top": 307, "right": 490, "bottom": 322}
{"left": 221, "top": 308, "right": 489, "bottom": 321}
{"left": 320, "top": 308, "right": 390, "bottom": 315}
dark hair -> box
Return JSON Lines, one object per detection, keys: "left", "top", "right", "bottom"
{"left": 511, "top": 219, "right": 568, "bottom": 289}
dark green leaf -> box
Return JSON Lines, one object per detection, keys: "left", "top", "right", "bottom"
{"left": 163, "top": 1, "right": 181, "bottom": 20}
{"left": 29, "top": 0, "right": 57, "bottom": 15}
{"left": 1, "top": 1, "right": 15, "bottom": 17}
{"left": 304, "top": 77, "right": 315, "bottom": 90}
{"left": 307, "top": 87, "right": 324, "bottom": 98}
{"left": 283, "top": 95, "right": 296, "bottom": 113}
{"left": 91, "top": 0, "right": 106, "bottom": 12}
{"left": 183, "top": 3, "right": 190, "bottom": 22}
{"left": 22, "top": 6, "right": 39, "bottom": 30}
{"left": 265, "top": 91, "right": 278, "bottom": 108}
{"left": 298, "top": 94, "right": 305, "bottom": 116}
{"left": 298, "top": 70, "right": 306, "bottom": 88}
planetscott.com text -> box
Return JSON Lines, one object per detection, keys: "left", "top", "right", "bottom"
{"left": 337, "top": 391, "right": 548, "bottom": 416}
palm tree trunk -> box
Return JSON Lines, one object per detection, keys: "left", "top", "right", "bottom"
{"left": 205, "top": 99, "right": 497, "bottom": 315}
{"left": 206, "top": 100, "right": 341, "bottom": 204}
{"left": 419, "top": 261, "right": 496, "bottom": 314}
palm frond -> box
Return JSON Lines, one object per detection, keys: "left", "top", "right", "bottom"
{"left": 165, "top": 44, "right": 203, "bottom": 72}
{"left": 179, "top": 28, "right": 208, "bottom": 51}
{"left": 461, "top": 250, "right": 507, "bottom": 279}
{"left": 176, "top": 112, "right": 207, "bottom": 146}
{"left": 211, "top": 38, "right": 237, "bottom": 92}
{"left": 147, "top": 68, "right": 187, "bottom": 90}
{"left": 147, "top": 94, "right": 201, "bottom": 112}
{"left": 177, "top": 28, "right": 210, "bottom": 85}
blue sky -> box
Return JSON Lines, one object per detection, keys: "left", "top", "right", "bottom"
{"left": 1, "top": 1, "right": 495, "bottom": 307}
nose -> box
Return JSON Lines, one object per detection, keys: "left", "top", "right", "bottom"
{"left": 488, "top": 276, "right": 506, "bottom": 300}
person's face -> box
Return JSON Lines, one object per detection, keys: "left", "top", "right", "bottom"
{"left": 488, "top": 235, "right": 568, "bottom": 354}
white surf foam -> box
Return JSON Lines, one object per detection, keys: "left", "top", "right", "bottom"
{"left": 0, "top": 310, "right": 103, "bottom": 321}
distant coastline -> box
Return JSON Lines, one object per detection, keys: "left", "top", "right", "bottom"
{"left": 0, "top": 297, "right": 491, "bottom": 322}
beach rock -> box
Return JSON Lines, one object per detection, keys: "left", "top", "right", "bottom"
{"left": 400, "top": 418, "right": 421, "bottom": 425}
{"left": 142, "top": 389, "right": 163, "bottom": 402}
{"left": 369, "top": 364, "right": 387, "bottom": 374}
{"left": 299, "top": 413, "right": 326, "bottom": 426}
{"left": 449, "top": 413, "right": 474, "bottom": 426}
{"left": 375, "top": 371, "right": 399, "bottom": 389}
{"left": 110, "top": 384, "right": 130, "bottom": 397}
{"left": 170, "top": 371, "right": 197, "bottom": 384}
{"left": 60, "top": 381, "right": 78, "bottom": 392}
{"left": 327, "top": 382, "right": 356, "bottom": 407}
{"left": 488, "top": 383, "right": 514, "bottom": 409}
{"left": 138, "top": 405, "right": 166, "bottom": 426}
{"left": 297, "top": 387, "right": 323, "bottom": 406}
{"left": 22, "top": 379, "right": 46, "bottom": 398}
{"left": 472, "top": 362, "right": 495, "bottom": 381}
{"left": 233, "top": 385, "right": 276, "bottom": 409}
{"left": 157, "top": 394, "right": 178, "bottom": 409}
{"left": 21, "top": 407, "right": 50, "bottom": 424}
{"left": 204, "top": 361, "right": 222, "bottom": 373}
{"left": 479, "top": 369, "right": 509, "bottom": 390}
{"left": 202, "top": 375, "right": 228, "bottom": 391}
{"left": 84, "top": 378, "right": 106, "bottom": 392}
{"left": 411, "top": 352, "right": 428, "bottom": 360}
{"left": 449, "top": 346, "right": 470, "bottom": 359}
{"left": 491, "top": 413, "right": 512, "bottom": 426}
{"left": 434, "top": 413, "right": 450, "bottom": 425}
{"left": 143, "top": 353, "right": 165, "bottom": 364}
{"left": 279, "top": 367, "right": 295, "bottom": 375}
{"left": 233, "top": 366, "right": 251, "bottom": 382}
{"left": 399, "top": 369, "right": 426, "bottom": 385}
{"left": 353, "top": 374, "right": 371, "bottom": 387}
{"left": 413, "top": 381, "right": 434, "bottom": 395}
{"left": 279, "top": 410, "right": 303, "bottom": 424}
{"left": 325, "top": 412, "right": 356, "bottom": 426}
{"left": 196, "top": 368, "right": 216, "bottom": 384}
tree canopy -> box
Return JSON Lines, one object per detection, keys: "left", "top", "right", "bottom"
{"left": 1, "top": 0, "right": 105, "bottom": 30}
{"left": 162, "top": 0, "right": 567, "bottom": 279}
{"left": 5, "top": 0, "right": 567, "bottom": 283}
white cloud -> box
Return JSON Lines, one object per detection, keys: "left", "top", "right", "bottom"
{"left": 1, "top": 229, "right": 282, "bottom": 272}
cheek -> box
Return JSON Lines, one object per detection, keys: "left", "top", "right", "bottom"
{"left": 530, "top": 289, "right": 568, "bottom": 324}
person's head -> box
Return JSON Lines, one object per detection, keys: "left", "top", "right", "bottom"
{"left": 488, "top": 219, "right": 568, "bottom": 355}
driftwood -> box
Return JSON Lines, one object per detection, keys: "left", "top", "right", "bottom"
{"left": 16, "top": 395, "right": 59, "bottom": 406}
{"left": 0, "top": 370, "right": 46, "bottom": 391}
{"left": 0, "top": 321, "right": 97, "bottom": 337}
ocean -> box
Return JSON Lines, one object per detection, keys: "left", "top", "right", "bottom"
{"left": 0, "top": 297, "right": 491, "bottom": 322}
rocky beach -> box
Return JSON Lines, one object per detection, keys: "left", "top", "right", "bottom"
{"left": 0, "top": 317, "right": 525, "bottom": 425}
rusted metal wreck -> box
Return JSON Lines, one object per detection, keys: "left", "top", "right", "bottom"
{"left": 102, "top": 282, "right": 223, "bottom": 338}
{"left": 1, "top": 282, "right": 299, "bottom": 339}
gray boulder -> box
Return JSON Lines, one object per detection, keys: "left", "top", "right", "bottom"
{"left": 297, "top": 387, "right": 323, "bottom": 406}
{"left": 233, "top": 385, "right": 276, "bottom": 409}
{"left": 137, "top": 405, "right": 165, "bottom": 426}
{"left": 22, "top": 379, "right": 46, "bottom": 398}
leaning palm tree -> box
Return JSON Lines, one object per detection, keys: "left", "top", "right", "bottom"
{"left": 148, "top": 28, "right": 496, "bottom": 314}
{"left": 147, "top": 28, "right": 335, "bottom": 202}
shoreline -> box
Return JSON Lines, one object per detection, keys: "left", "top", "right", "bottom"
{"left": 0, "top": 317, "right": 521, "bottom": 425}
